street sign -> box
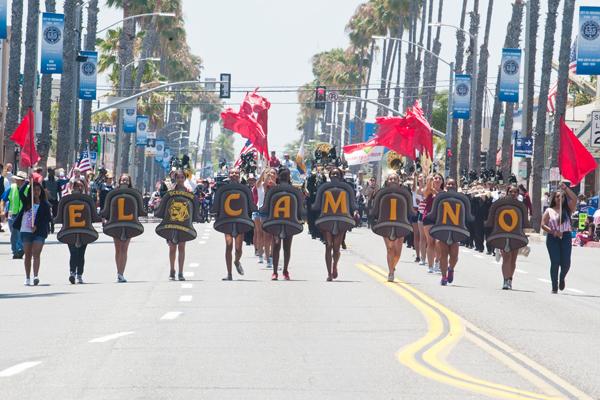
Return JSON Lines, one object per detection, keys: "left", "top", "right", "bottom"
{"left": 591, "top": 111, "right": 600, "bottom": 148}
{"left": 219, "top": 73, "right": 231, "bottom": 99}
{"left": 514, "top": 136, "right": 533, "bottom": 158}
{"left": 89, "top": 151, "right": 97, "bottom": 166}
{"left": 327, "top": 91, "right": 338, "bottom": 101}
{"left": 205, "top": 78, "right": 216, "bottom": 91}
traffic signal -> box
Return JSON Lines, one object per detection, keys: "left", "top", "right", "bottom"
{"left": 90, "top": 134, "right": 99, "bottom": 152}
{"left": 315, "top": 86, "right": 326, "bottom": 110}
{"left": 219, "top": 73, "right": 231, "bottom": 99}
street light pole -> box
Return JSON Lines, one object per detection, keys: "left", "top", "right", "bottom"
{"left": 446, "top": 62, "right": 455, "bottom": 177}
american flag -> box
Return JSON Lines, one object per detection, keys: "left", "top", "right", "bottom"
{"left": 61, "top": 150, "right": 93, "bottom": 196}
{"left": 547, "top": 40, "right": 577, "bottom": 113}
{"left": 234, "top": 140, "right": 257, "bottom": 168}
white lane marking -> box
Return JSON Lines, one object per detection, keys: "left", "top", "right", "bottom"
{"left": 89, "top": 331, "right": 134, "bottom": 343}
{"left": 189, "top": 262, "right": 199, "bottom": 268}
{"left": 537, "top": 278, "right": 552, "bottom": 284}
{"left": 515, "top": 269, "right": 529, "bottom": 274}
{"left": 179, "top": 295, "right": 193, "bottom": 302}
{"left": 198, "top": 241, "right": 206, "bottom": 244}
{"left": 566, "top": 288, "right": 585, "bottom": 294}
{"left": 181, "top": 283, "right": 193, "bottom": 289}
{"left": 0, "top": 361, "right": 42, "bottom": 377}
{"left": 183, "top": 271, "right": 194, "bottom": 278}
{"left": 160, "top": 311, "right": 183, "bottom": 320}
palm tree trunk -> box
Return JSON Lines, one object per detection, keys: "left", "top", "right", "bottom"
{"left": 39, "top": 0, "right": 56, "bottom": 169}
{"left": 4, "top": 0, "right": 24, "bottom": 165}
{"left": 392, "top": 18, "right": 404, "bottom": 112}
{"left": 403, "top": 1, "right": 419, "bottom": 112}
{"left": 21, "top": 0, "right": 39, "bottom": 117}
{"left": 458, "top": 0, "right": 479, "bottom": 175}
{"left": 449, "top": 0, "right": 468, "bottom": 179}
{"left": 423, "top": 0, "right": 443, "bottom": 122}
{"left": 360, "top": 41, "right": 375, "bottom": 136}
{"left": 470, "top": 0, "right": 493, "bottom": 170}
{"left": 80, "top": 0, "right": 98, "bottom": 154}
{"left": 487, "top": 1, "right": 524, "bottom": 171}
{"left": 550, "top": 0, "right": 576, "bottom": 167}
{"left": 522, "top": 0, "right": 539, "bottom": 182}
{"left": 531, "top": 0, "right": 560, "bottom": 231}
{"left": 56, "top": 0, "right": 77, "bottom": 167}
{"left": 501, "top": 103, "right": 515, "bottom": 179}
{"left": 118, "top": 1, "right": 136, "bottom": 174}
{"left": 377, "top": 38, "right": 395, "bottom": 116}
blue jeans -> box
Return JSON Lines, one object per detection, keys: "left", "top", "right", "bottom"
{"left": 546, "top": 234, "right": 572, "bottom": 290}
{"left": 8, "top": 216, "right": 23, "bottom": 255}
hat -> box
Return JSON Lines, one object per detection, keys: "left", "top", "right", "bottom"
{"left": 14, "top": 171, "right": 27, "bottom": 181}
{"left": 106, "top": 172, "right": 113, "bottom": 178}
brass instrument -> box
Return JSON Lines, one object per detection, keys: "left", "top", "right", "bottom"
{"left": 386, "top": 151, "right": 403, "bottom": 172}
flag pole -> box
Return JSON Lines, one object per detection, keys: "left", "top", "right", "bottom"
{"left": 29, "top": 108, "right": 34, "bottom": 220}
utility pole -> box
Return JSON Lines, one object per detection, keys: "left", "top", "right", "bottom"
{"left": 522, "top": 0, "right": 532, "bottom": 186}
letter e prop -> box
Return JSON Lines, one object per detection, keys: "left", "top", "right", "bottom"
{"left": 68, "top": 204, "right": 86, "bottom": 227}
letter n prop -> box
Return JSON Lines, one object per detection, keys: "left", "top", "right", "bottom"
{"left": 441, "top": 202, "right": 461, "bottom": 225}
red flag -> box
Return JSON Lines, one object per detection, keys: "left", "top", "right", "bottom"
{"left": 9, "top": 108, "right": 40, "bottom": 168}
{"left": 374, "top": 116, "right": 415, "bottom": 158}
{"left": 407, "top": 101, "right": 433, "bottom": 159}
{"left": 221, "top": 89, "right": 270, "bottom": 158}
{"left": 559, "top": 118, "right": 597, "bottom": 185}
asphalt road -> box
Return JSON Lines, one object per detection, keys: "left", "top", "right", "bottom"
{"left": 1, "top": 223, "right": 599, "bottom": 399}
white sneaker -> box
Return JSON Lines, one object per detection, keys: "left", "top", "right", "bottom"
{"left": 117, "top": 274, "right": 127, "bottom": 283}
{"left": 428, "top": 266, "right": 434, "bottom": 274}
{"left": 495, "top": 250, "right": 502, "bottom": 263}
{"left": 434, "top": 261, "right": 441, "bottom": 273}
{"left": 267, "top": 257, "right": 273, "bottom": 268}
{"left": 24, "top": 278, "right": 31, "bottom": 286}
{"left": 33, "top": 276, "right": 39, "bottom": 286}
{"left": 76, "top": 275, "right": 84, "bottom": 284}
{"left": 258, "top": 255, "right": 264, "bottom": 264}
{"left": 419, "top": 260, "right": 426, "bottom": 266}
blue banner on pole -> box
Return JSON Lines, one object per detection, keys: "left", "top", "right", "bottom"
{"left": 40, "top": 13, "right": 64, "bottom": 74}
{"left": 577, "top": 6, "right": 600, "bottom": 75}
{"left": 155, "top": 140, "right": 165, "bottom": 162}
{"left": 499, "top": 48, "right": 521, "bottom": 102}
{"left": 0, "top": 0, "right": 7, "bottom": 39}
{"left": 453, "top": 74, "right": 471, "bottom": 119}
{"left": 78, "top": 51, "right": 97, "bottom": 100}
{"left": 162, "top": 148, "right": 171, "bottom": 170}
{"left": 123, "top": 108, "right": 137, "bottom": 133}
{"left": 135, "top": 115, "right": 148, "bottom": 144}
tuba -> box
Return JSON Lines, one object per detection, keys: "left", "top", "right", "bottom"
{"left": 386, "top": 151, "right": 404, "bottom": 172}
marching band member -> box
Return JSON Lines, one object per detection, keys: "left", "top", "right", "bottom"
{"left": 422, "top": 173, "right": 444, "bottom": 274}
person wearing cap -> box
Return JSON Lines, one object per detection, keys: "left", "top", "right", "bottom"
{"left": 281, "top": 153, "right": 295, "bottom": 169}
{"left": 2, "top": 171, "right": 28, "bottom": 259}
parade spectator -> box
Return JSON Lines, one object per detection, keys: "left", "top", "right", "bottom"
{"left": 43, "top": 168, "right": 59, "bottom": 233}
{"left": 2, "top": 171, "right": 28, "bottom": 259}
{"left": 31, "top": 167, "right": 44, "bottom": 184}
{"left": 56, "top": 169, "right": 69, "bottom": 199}
{"left": 88, "top": 171, "right": 98, "bottom": 206}
{"left": 4, "top": 162, "right": 14, "bottom": 182}
{"left": 268, "top": 151, "right": 281, "bottom": 168}
{"left": 281, "top": 153, "right": 295, "bottom": 169}
{"left": 518, "top": 184, "right": 532, "bottom": 216}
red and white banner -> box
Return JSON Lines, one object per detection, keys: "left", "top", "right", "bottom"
{"left": 343, "top": 140, "right": 384, "bottom": 166}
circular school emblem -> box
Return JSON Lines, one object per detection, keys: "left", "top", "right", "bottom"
{"left": 169, "top": 201, "right": 190, "bottom": 222}
{"left": 581, "top": 20, "right": 599, "bottom": 41}
{"left": 503, "top": 60, "right": 519, "bottom": 75}
{"left": 137, "top": 121, "right": 147, "bottom": 131}
{"left": 81, "top": 62, "right": 96, "bottom": 76}
{"left": 43, "top": 26, "right": 61, "bottom": 44}
{"left": 456, "top": 83, "right": 469, "bottom": 96}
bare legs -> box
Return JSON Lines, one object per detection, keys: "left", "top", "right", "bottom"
{"left": 254, "top": 218, "right": 264, "bottom": 259}
{"left": 423, "top": 225, "right": 438, "bottom": 269}
{"left": 417, "top": 222, "right": 427, "bottom": 262}
{"left": 23, "top": 242, "right": 43, "bottom": 280}
{"left": 323, "top": 231, "right": 344, "bottom": 281}
{"left": 437, "top": 242, "right": 459, "bottom": 279}
{"left": 224, "top": 234, "right": 244, "bottom": 280}
{"left": 168, "top": 242, "right": 186, "bottom": 277}
{"left": 272, "top": 236, "right": 293, "bottom": 278}
{"left": 411, "top": 222, "right": 421, "bottom": 260}
{"left": 384, "top": 237, "right": 404, "bottom": 280}
{"left": 113, "top": 238, "right": 131, "bottom": 276}
{"left": 501, "top": 250, "right": 518, "bottom": 280}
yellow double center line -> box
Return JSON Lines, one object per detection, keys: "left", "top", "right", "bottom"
{"left": 356, "top": 263, "right": 591, "bottom": 400}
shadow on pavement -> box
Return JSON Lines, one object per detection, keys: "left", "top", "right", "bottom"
{"left": 0, "top": 292, "right": 72, "bottom": 299}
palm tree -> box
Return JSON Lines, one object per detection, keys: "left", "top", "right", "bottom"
{"left": 4, "top": 0, "right": 24, "bottom": 165}
{"left": 39, "top": 0, "right": 57, "bottom": 169}
{"left": 56, "top": 0, "right": 78, "bottom": 167}
{"left": 470, "top": 0, "right": 493, "bottom": 170}
{"left": 80, "top": 0, "right": 99, "bottom": 155}
{"left": 422, "top": 0, "right": 444, "bottom": 123}
{"left": 500, "top": 1, "right": 525, "bottom": 179}
{"left": 487, "top": 0, "right": 524, "bottom": 173}
{"left": 531, "top": 0, "right": 560, "bottom": 231}
{"left": 458, "top": 0, "right": 479, "bottom": 175}
{"left": 550, "top": 0, "right": 576, "bottom": 167}
{"left": 21, "top": 0, "right": 39, "bottom": 117}
{"left": 448, "top": 0, "right": 468, "bottom": 179}
{"left": 521, "top": 0, "right": 539, "bottom": 181}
